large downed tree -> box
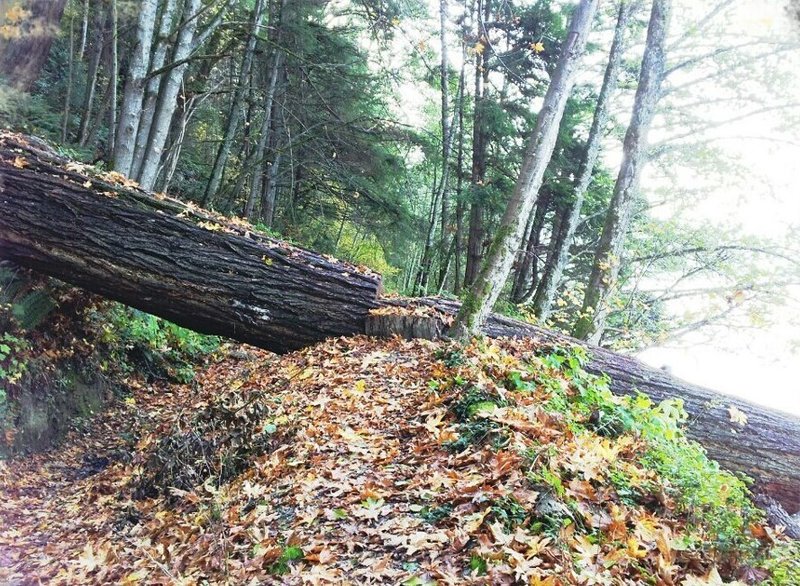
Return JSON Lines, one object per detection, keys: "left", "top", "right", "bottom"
{"left": 0, "top": 134, "right": 382, "bottom": 352}
{"left": 1, "top": 132, "right": 799, "bottom": 517}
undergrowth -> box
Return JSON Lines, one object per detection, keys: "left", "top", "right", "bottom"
{"left": 432, "top": 339, "right": 793, "bottom": 582}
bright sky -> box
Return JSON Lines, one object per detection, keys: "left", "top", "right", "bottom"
{"left": 638, "top": 0, "right": 800, "bottom": 415}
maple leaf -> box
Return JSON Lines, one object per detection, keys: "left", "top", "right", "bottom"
{"left": 625, "top": 536, "right": 648, "bottom": 559}
{"left": 572, "top": 534, "right": 600, "bottom": 566}
{"left": 12, "top": 155, "right": 28, "bottom": 168}
{"left": 76, "top": 542, "right": 109, "bottom": 572}
{"left": 531, "top": 41, "right": 545, "bottom": 53}
{"left": 119, "top": 569, "right": 149, "bottom": 584}
{"left": 198, "top": 221, "right": 224, "bottom": 232}
{"left": 727, "top": 405, "right": 748, "bottom": 426}
{"left": 680, "top": 566, "right": 748, "bottom": 585}
{"left": 506, "top": 549, "right": 543, "bottom": 581}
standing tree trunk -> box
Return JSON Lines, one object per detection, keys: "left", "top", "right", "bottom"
{"left": 137, "top": 0, "right": 205, "bottom": 191}
{"left": 202, "top": 0, "right": 266, "bottom": 207}
{"left": 0, "top": 0, "right": 69, "bottom": 91}
{"left": 106, "top": 0, "right": 118, "bottom": 159}
{"left": 112, "top": 0, "right": 158, "bottom": 176}
{"left": 451, "top": 36, "right": 469, "bottom": 294}
{"left": 510, "top": 191, "right": 552, "bottom": 304}
{"left": 435, "top": 0, "right": 453, "bottom": 287}
{"left": 533, "top": 0, "right": 633, "bottom": 322}
{"left": 572, "top": 0, "right": 670, "bottom": 342}
{"left": 245, "top": 46, "right": 285, "bottom": 220}
{"left": 453, "top": 107, "right": 466, "bottom": 294}
{"left": 463, "top": 0, "right": 490, "bottom": 289}
{"left": 130, "top": 0, "right": 179, "bottom": 181}
{"left": 78, "top": 4, "right": 106, "bottom": 146}
{"left": 450, "top": 0, "right": 599, "bottom": 338}
{"left": 61, "top": 9, "right": 75, "bottom": 144}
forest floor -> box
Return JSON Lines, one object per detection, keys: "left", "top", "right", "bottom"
{"left": 0, "top": 335, "right": 795, "bottom": 585}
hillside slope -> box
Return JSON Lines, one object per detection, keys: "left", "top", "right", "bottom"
{"left": 1, "top": 336, "right": 798, "bottom": 584}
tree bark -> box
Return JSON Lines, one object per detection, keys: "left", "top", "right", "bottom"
{"left": 0, "top": 133, "right": 382, "bottom": 353}
{"left": 532, "top": 0, "right": 633, "bottom": 322}
{"left": 112, "top": 0, "right": 158, "bottom": 176}
{"left": 573, "top": 0, "right": 670, "bottom": 342}
{"left": 137, "top": 0, "right": 204, "bottom": 191}
{"left": 130, "top": 0, "right": 179, "bottom": 181}
{"left": 1, "top": 131, "right": 800, "bottom": 515}
{"left": 450, "top": 0, "right": 599, "bottom": 338}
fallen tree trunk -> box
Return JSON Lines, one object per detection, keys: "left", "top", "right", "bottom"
{"left": 1, "top": 132, "right": 799, "bottom": 515}
{"left": 0, "top": 133, "right": 382, "bottom": 352}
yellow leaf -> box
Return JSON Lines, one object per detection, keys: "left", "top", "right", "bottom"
{"left": 120, "top": 569, "right": 149, "bottom": 584}
{"left": 531, "top": 41, "right": 545, "bottom": 53}
{"left": 198, "top": 221, "right": 224, "bottom": 232}
{"left": 12, "top": 155, "right": 27, "bottom": 169}
{"left": 727, "top": 405, "right": 747, "bottom": 426}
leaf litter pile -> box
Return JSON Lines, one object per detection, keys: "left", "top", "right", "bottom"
{"left": 1, "top": 335, "right": 797, "bottom": 584}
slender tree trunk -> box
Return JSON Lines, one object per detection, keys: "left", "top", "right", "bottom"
{"left": 530, "top": 199, "right": 567, "bottom": 307}
{"left": 450, "top": 46, "right": 470, "bottom": 295}
{"left": 435, "top": 0, "right": 452, "bottom": 284}
{"left": 463, "top": 0, "right": 490, "bottom": 289}
{"left": 161, "top": 93, "right": 199, "bottom": 193}
{"left": 137, "top": 0, "right": 204, "bottom": 191}
{"left": 107, "top": 0, "right": 118, "bottom": 159}
{"left": 0, "top": 0, "right": 69, "bottom": 91}
{"left": 78, "top": 7, "right": 106, "bottom": 146}
{"left": 61, "top": 10, "right": 75, "bottom": 144}
{"left": 85, "top": 74, "right": 113, "bottom": 147}
{"left": 78, "top": 0, "right": 89, "bottom": 60}
{"left": 510, "top": 191, "right": 552, "bottom": 304}
{"left": 202, "top": 0, "right": 266, "bottom": 207}
{"left": 112, "top": 0, "right": 158, "bottom": 175}
{"left": 450, "top": 0, "right": 599, "bottom": 338}
{"left": 533, "top": 0, "right": 633, "bottom": 322}
{"left": 245, "top": 50, "right": 284, "bottom": 219}
{"left": 573, "top": 0, "right": 670, "bottom": 342}
{"left": 131, "top": 0, "right": 179, "bottom": 181}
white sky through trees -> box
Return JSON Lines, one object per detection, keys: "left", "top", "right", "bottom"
{"left": 639, "top": 0, "right": 800, "bottom": 415}
{"left": 387, "top": 0, "right": 800, "bottom": 413}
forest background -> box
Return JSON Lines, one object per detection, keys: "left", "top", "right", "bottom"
{"left": 1, "top": 0, "right": 798, "bottom": 412}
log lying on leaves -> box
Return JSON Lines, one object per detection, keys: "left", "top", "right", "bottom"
{"left": 0, "top": 133, "right": 382, "bottom": 352}
{"left": 1, "top": 133, "right": 799, "bottom": 516}
{"left": 372, "top": 298, "right": 800, "bottom": 515}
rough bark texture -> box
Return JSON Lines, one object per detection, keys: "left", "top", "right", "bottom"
{"left": 0, "top": 133, "right": 381, "bottom": 353}
{"left": 1, "top": 132, "right": 799, "bottom": 516}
